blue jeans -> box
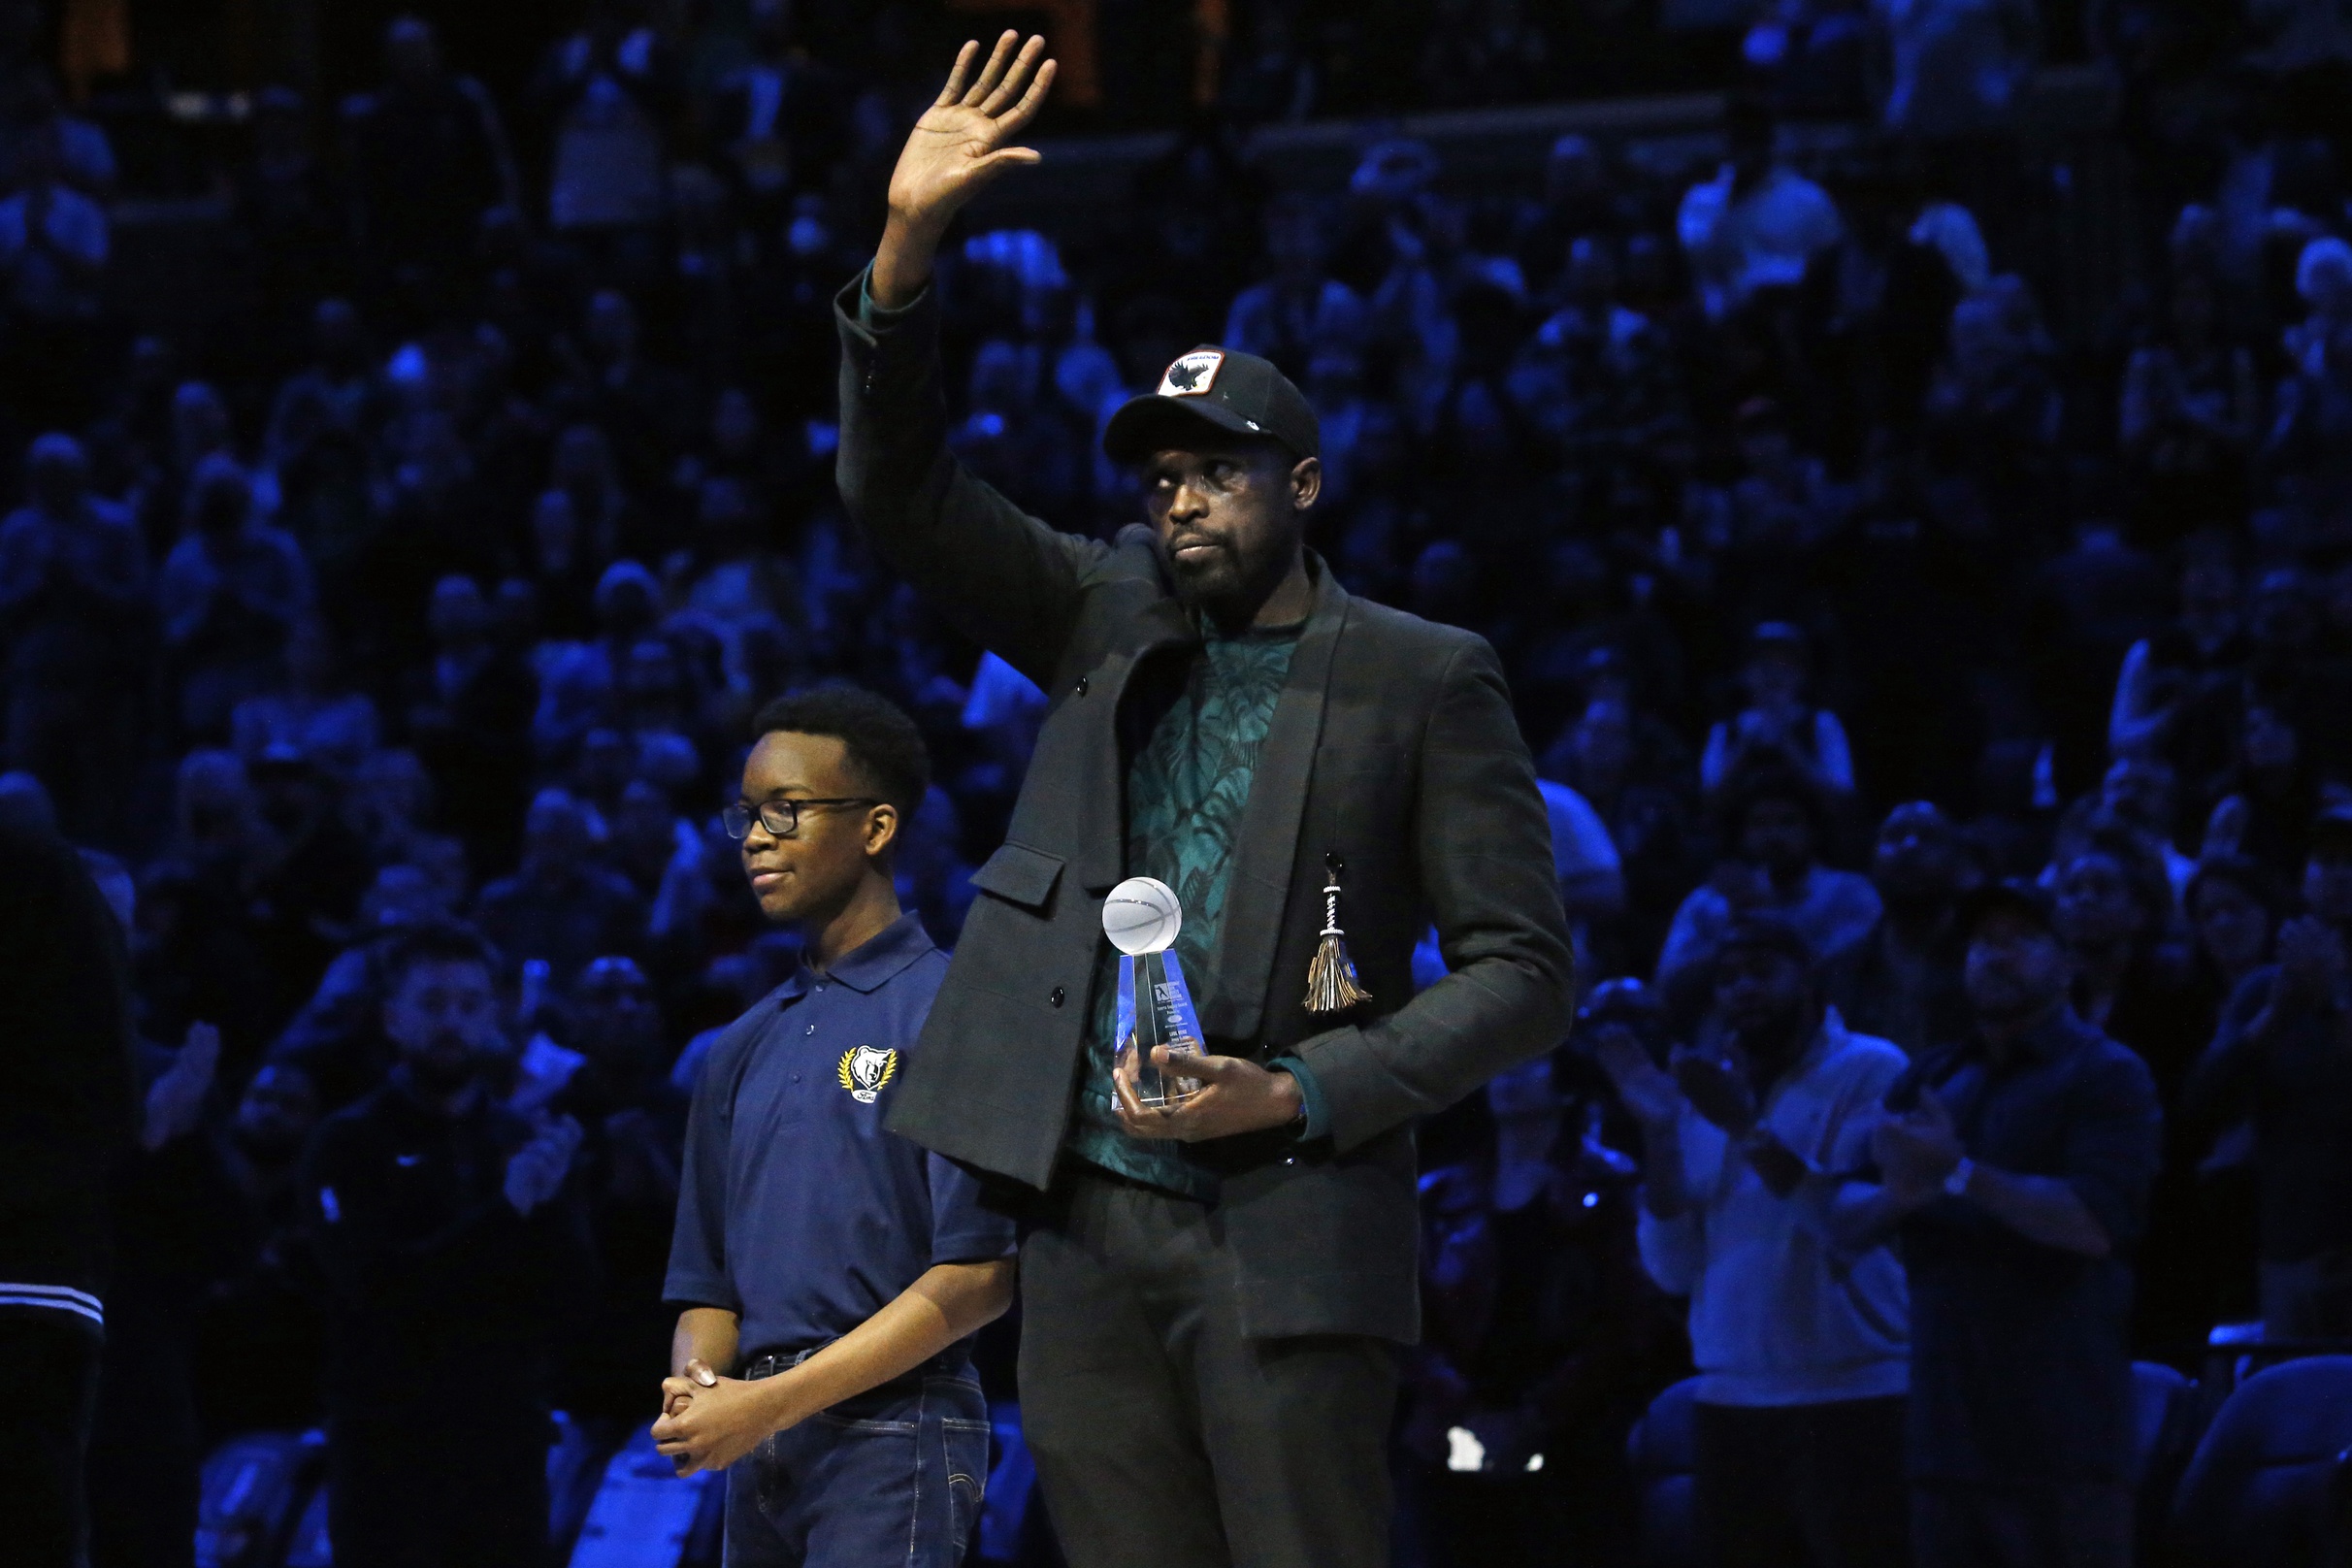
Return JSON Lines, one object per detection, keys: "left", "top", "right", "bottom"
{"left": 724, "top": 1366, "right": 991, "bottom": 1568}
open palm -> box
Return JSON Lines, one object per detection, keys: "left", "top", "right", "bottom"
{"left": 888, "top": 32, "right": 1059, "bottom": 237}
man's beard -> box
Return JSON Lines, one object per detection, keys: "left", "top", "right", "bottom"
{"left": 1169, "top": 539, "right": 1283, "bottom": 624}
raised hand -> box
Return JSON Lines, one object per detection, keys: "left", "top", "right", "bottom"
{"left": 1593, "top": 1027, "right": 1683, "bottom": 1133}
{"left": 142, "top": 1020, "right": 221, "bottom": 1152}
{"left": 873, "top": 32, "right": 1058, "bottom": 308}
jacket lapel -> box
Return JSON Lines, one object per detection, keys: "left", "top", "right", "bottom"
{"left": 1197, "top": 559, "right": 1350, "bottom": 1042}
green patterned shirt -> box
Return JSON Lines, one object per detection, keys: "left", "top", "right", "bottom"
{"left": 1066, "top": 620, "right": 1301, "bottom": 1196}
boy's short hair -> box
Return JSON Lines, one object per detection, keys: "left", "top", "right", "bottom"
{"left": 750, "top": 684, "right": 931, "bottom": 824}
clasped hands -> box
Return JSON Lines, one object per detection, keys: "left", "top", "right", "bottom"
{"left": 653, "top": 1357, "right": 794, "bottom": 1478}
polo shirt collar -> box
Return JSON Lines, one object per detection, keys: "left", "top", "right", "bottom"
{"left": 781, "top": 911, "right": 933, "bottom": 1000}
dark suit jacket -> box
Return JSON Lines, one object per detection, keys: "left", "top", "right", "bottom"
{"left": 834, "top": 277, "right": 1574, "bottom": 1342}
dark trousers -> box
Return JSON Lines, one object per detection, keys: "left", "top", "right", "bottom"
{"left": 1694, "top": 1396, "right": 1912, "bottom": 1568}
{"left": 1911, "top": 1480, "right": 2134, "bottom": 1568}
{"left": 723, "top": 1366, "right": 991, "bottom": 1567}
{"left": 326, "top": 1410, "right": 550, "bottom": 1568}
{"left": 1018, "top": 1171, "right": 1399, "bottom": 1568}
{"left": 0, "top": 1313, "right": 101, "bottom": 1568}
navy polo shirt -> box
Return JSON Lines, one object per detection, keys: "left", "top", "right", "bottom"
{"left": 663, "top": 913, "right": 1016, "bottom": 1361}
{"left": 1892, "top": 1008, "right": 2162, "bottom": 1485}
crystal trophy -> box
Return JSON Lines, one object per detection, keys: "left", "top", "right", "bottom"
{"left": 1102, "top": 876, "right": 1203, "bottom": 1108}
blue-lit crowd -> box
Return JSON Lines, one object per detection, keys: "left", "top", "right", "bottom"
{"left": 4, "top": 0, "right": 2352, "bottom": 1564}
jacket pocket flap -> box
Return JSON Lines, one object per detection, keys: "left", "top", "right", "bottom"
{"left": 969, "top": 842, "right": 1064, "bottom": 910}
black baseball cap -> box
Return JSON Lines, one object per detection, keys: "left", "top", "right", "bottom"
{"left": 1102, "top": 345, "right": 1321, "bottom": 465}
{"left": 1960, "top": 877, "right": 2060, "bottom": 937}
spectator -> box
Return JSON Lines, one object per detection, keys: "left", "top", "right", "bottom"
{"left": 231, "top": 613, "right": 381, "bottom": 780}
{"left": 300, "top": 923, "right": 591, "bottom": 1568}
{"left": 1400, "top": 1052, "right": 1680, "bottom": 1566}
{"left": 536, "top": 0, "right": 678, "bottom": 289}
{"left": 474, "top": 786, "right": 646, "bottom": 985}
{"left": 1657, "top": 770, "right": 1882, "bottom": 1014}
{"left": 1600, "top": 913, "right": 1913, "bottom": 1568}
{"left": 406, "top": 573, "right": 537, "bottom": 872}
{"left": 2182, "top": 802, "right": 2352, "bottom": 1337}
{"left": 0, "top": 432, "right": 147, "bottom": 841}
{"left": 1836, "top": 881, "right": 2162, "bottom": 1568}
{"left": 340, "top": 16, "right": 517, "bottom": 318}
{"left": 157, "top": 458, "right": 312, "bottom": 741}
{"left": 1676, "top": 97, "right": 1844, "bottom": 320}
{"left": 0, "top": 121, "right": 109, "bottom": 430}
{"left": 1829, "top": 801, "right": 1975, "bottom": 1058}
{"left": 1700, "top": 620, "right": 1855, "bottom": 801}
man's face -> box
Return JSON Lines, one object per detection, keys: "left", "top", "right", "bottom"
{"left": 1740, "top": 797, "right": 1813, "bottom": 877}
{"left": 1715, "top": 946, "right": 1808, "bottom": 1038}
{"left": 737, "top": 732, "right": 892, "bottom": 925}
{"left": 383, "top": 959, "right": 502, "bottom": 1093}
{"left": 2191, "top": 876, "right": 2270, "bottom": 975}
{"left": 1965, "top": 910, "right": 2070, "bottom": 1022}
{"left": 1142, "top": 438, "right": 1317, "bottom": 620}
{"left": 234, "top": 1064, "right": 319, "bottom": 1156}
{"left": 2055, "top": 852, "right": 2142, "bottom": 949}
{"left": 573, "top": 958, "right": 661, "bottom": 1070}
{"left": 2307, "top": 844, "right": 2352, "bottom": 925}
{"left": 1873, "top": 803, "right": 1957, "bottom": 907}
{"left": 2100, "top": 760, "right": 2172, "bottom": 835}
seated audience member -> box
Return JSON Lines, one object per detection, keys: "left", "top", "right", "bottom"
{"left": 1835, "top": 881, "right": 2162, "bottom": 1568}
{"left": 1700, "top": 621, "right": 1854, "bottom": 803}
{"left": 1828, "top": 801, "right": 1974, "bottom": 1058}
{"left": 301, "top": 923, "right": 592, "bottom": 1568}
{"left": 1402, "top": 1051, "right": 1682, "bottom": 1566}
{"left": 1601, "top": 913, "right": 1913, "bottom": 1568}
{"left": 473, "top": 786, "right": 647, "bottom": 986}
{"left": 1656, "top": 769, "right": 1881, "bottom": 1017}
{"left": 2183, "top": 803, "right": 2352, "bottom": 1338}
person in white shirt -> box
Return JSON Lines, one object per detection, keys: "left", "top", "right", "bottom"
{"left": 1600, "top": 912, "right": 1912, "bottom": 1568}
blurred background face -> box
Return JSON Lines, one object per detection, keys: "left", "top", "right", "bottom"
{"left": 572, "top": 957, "right": 661, "bottom": 1071}
{"left": 1872, "top": 803, "right": 1959, "bottom": 907}
{"left": 383, "top": 958, "right": 501, "bottom": 1092}
{"left": 2243, "top": 706, "right": 2300, "bottom": 773}
{"left": 2055, "top": 852, "right": 2143, "bottom": 949}
{"left": 1965, "top": 911, "right": 2071, "bottom": 1022}
{"left": 2308, "top": 843, "right": 2352, "bottom": 924}
{"left": 1714, "top": 945, "right": 1808, "bottom": 1037}
{"left": 1740, "top": 797, "right": 1813, "bottom": 876}
{"left": 2100, "top": 759, "right": 2174, "bottom": 836}
{"left": 2191, "top": 875, "right": 2271, "bottom": 975}
{"left": 234, "top": 1064, "right": 320, "bottom": 1156}
{"left": 522, "top": 790, "right": 590, "bottom": 869}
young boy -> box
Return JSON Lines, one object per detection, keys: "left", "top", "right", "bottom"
{"left": 656, "top": 685, "right": 1016, "bottom": 1565}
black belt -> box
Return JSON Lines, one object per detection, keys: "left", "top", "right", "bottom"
{"left": 739, "top": 1345, "right": 969, "bottom": 1386}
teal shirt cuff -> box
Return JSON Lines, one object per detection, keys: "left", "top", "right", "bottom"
{"left": 1269, "top": 1056, "right": 1330, "bottom": 1140}
{"left": 857, "top": 265, "right": 927, "bottom": 328}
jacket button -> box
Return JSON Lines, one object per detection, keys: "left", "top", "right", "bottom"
{"left": 1049, "top": 986, "right": 1066, "bottom": 1007}
{"left": 1075, "top": 676, "right": 1090, "bottom": 697}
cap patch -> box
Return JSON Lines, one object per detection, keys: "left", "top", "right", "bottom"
{"left": 1159, "top": 350, "right": 1225, "bottom": 398}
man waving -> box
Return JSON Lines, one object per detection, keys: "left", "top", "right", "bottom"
{"left": 836, "top": 34, "right": 1574, "bottom": 1568}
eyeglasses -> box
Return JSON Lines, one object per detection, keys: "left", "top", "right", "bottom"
{"left": 721, "top": 797, "right": 879, "bottom": 841}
